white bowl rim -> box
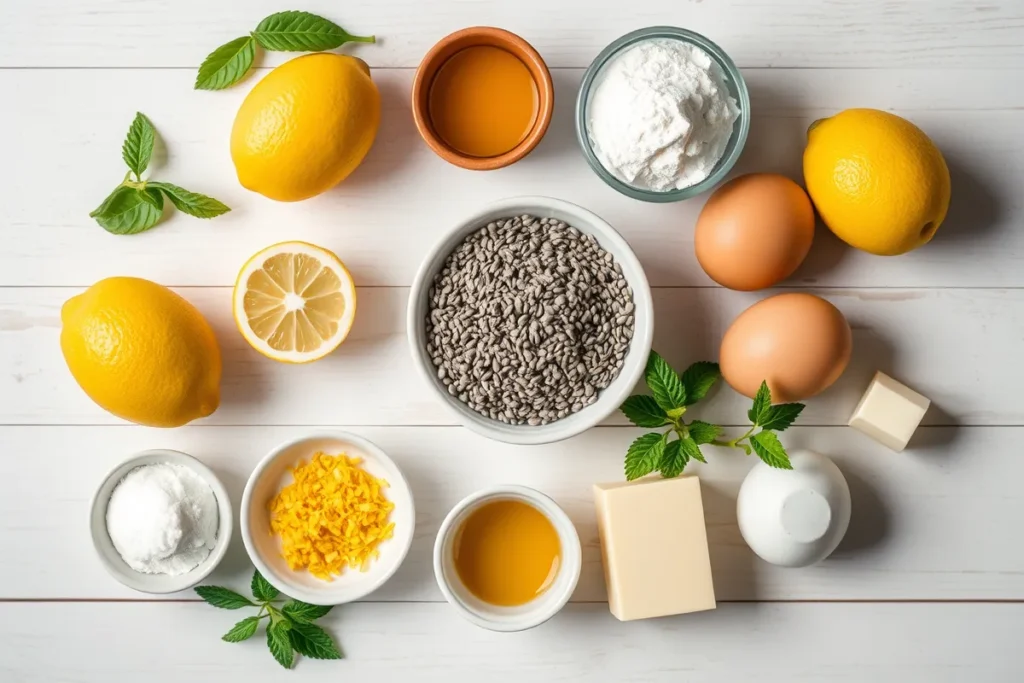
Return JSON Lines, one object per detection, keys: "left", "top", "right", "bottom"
{"left": 407, "top": 195, "right": 655, "bottom": 445}
{"left": 240, "top": 431, "right": 416, "bottom": 606}
{"left": 89, "top": 448, "right": 234, "bottom": 595}
{"left": 432, "top": 484, "right": 582, "bottom": 632}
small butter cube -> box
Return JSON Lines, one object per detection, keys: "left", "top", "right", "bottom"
{"left": 593, "top": 476, "right": 716, "bottom": 621}
{"left": 849, "top": 371, "right": 930, "bottom": 452}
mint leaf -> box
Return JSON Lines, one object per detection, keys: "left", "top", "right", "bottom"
{"left": 620, "top": 395, "right": 668, "bottom": 428}
{"left": 253, "top": 11, "right": 375, "bottom": 51}
{"left": 282, "top": 601, "right": 332, "bottom": 624}
{"left": 195, "top": 35, "right": 256, "bottom": 90}
{"left": 678, "top": 435, "right": 707, "bottom": 464}
{"left": 288, "top": 621, "right": 343, "bottom": 660}
{"left": 148, "top": 182, "right": 230, "bottom": 218}
{"left": 251, "top": 569, "right": 279, "bottom": 602}
{"left": 749, "top": 381, "right": 773, "bottom": 424}
{"left": 750, "top": 431, "right": 794, "bottom": 470}
{"left": 680, "top": 362, "right": 720, "bottom": 405}
{"left": 624, "top": 432, "right": 666, "bottom": 481}
{"left": 223, "top": 616, "right": 260, "bottom": 643}
{"left": 195, "top": 585, "right": 255, "bottom": 610}
{"left": 688, "top": 420, "right": 721, "bottom": 445}
{"left": 757, "top": 403, "right": 805, "bottom": 432}
{"left": 121, "top": 112, "right": 155, "bottom": 179}
{"left": 659, "top": 439, "right": 686, "bottom": 478}
{"left": 267, "top": 619, "right": 295, "bottom": 669}
{"left": 644, "top": 351, "right": 687, "bottom": 412}
{"left": 90, "top": 186, "right": 164, "bottom": 235}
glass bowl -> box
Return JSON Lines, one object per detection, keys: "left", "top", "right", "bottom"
{"left": 575, "top": 26, "right": 750, "bottom": 202}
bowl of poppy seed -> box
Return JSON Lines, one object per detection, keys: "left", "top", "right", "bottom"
{"left": 407, "top": 196, "right": 654, "bottom": 445}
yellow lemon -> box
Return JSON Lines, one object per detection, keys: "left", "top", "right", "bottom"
{"left": 231, "top": 53, "right": 381, "bottom": 202}
{"left": 233, "top": 241, "right": 357, "bottom": 363}
{"left": 803, "top": 108, "right": 951, "bottom": 256}
{"left": 60, "top": 277, "right": 221, "bottom": 427}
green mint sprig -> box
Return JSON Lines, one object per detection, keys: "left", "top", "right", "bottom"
{"left": 196, "top": 10, "right": 376, "bottom": 90}
{"left": 621, "top": 351, "right": 804, "bottom": 480}
{"left": 89, "top": 112, "right": 229, "bottom": 235}
{"left": 196, "top": 569, "right": 342, "bottom": 669}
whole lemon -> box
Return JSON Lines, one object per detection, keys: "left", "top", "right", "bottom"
{"left": 803, "top": 108, "right": 951, "bottom": 255}
{"left": 60, "top": 277, "right": 221, "bottom": 427}
{"left": 231, "top": 53, "right": 381, "bottom": 202}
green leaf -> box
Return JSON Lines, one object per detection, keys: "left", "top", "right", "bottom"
{"left": 288, "top": 621, "right": 343, "bottom": 660}
{"left": 688, "top": 420, "right": 722, "bottom": 445}
{"left": 644, "top": 351, "right": 687, "bottom": 412}
{"left": 195, "top": 35, "right": 256, "bottom": 90}
{"left": 624, "top": 432, "right": 666, "bottom": 481}
{"left": 620, "top": 395, "right": 668, "bottom": 428}
{"left": 757, "top": 403, "right": 805, "bottom": 432}
{"left": 251, "top": 569, "right": 279, "bottom": 602}
{"left": 748, "top": 381, "right": 773, "bottom": 424}
{"left": 266, "top": 619, "right": 295, "bottom": 669}
{"left": 680, "top": 362, "right": 720, "bottom": 405}
{"left": 678, "top": 435, "right": 707, "bottom": 464}
{"left": 90, "top": 186, "right": 164, "bottom": 235}
{"left": 659, "top": 439, "right": 686, "bottom": 478}
{"left": 194, "top": 585, "right": 255, "bottom": 610}
{"left": 121, "top": 112, "right": 155, "bottom": 178}
{"left": 282, "top": 600, "right": 333, "bottom": 624}
{"left": 750, "top": 431, "right": 794, "bottom": 470}
{"left": 253, "top": 11, "right": 375, "bottom": 51}
{"left": 148, "top": 182, "right": 230, "bottom": 218}
{"left": 223, "top": 616, "right": 261, "bottom": 643}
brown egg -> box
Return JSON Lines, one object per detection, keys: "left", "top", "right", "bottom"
{"left": 720, "top": 293, "right": 852, "bottom": 402}
{"left": 695, "top": 173, "right": 815, "bottom": 291}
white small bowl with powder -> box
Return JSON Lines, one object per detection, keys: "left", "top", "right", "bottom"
{"left": 89, "top": 449, "right": 232, "bottom": 594}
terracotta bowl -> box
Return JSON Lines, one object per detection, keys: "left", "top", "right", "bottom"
{"left": 412, "top": 27, "right": 554, "bottom": 170}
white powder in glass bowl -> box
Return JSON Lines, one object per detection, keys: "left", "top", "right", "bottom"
{"left": 586, "top": 38, "right": 740, "bottom": 192}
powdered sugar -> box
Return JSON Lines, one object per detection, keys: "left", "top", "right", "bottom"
{"left": 586, "top": 38, "right": 740, "bottom": 192}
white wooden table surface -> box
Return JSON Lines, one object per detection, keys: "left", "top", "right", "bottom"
{"left": 2, "top": 1, "right": 1022, "bottom": 680}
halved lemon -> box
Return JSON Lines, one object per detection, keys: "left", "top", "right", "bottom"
{"left": 233, "top": 241, "right": 357, "bottom": 363}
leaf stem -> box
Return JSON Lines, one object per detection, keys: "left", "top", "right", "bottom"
{"left": 346, "top": 33, "right": 376, "bottom": 43}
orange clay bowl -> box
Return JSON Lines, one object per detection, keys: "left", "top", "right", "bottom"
{"left": 412, "top": 27, "right": 554, "bottom": 171}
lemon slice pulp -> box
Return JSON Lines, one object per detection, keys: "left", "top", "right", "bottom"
{"left": 233, "top": 241, "right": 356, "bottom": 363}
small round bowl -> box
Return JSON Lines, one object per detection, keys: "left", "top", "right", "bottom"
{"left": 241, "top": 432, "right": 415, "bottom": 606}
{"left": 407, "top": 196, "right": 655, "bottom": 445}
{"left": 412, "top": 27, "right": 554, "bottom": 170}
{"left": 89, "top": 449, "right": 232, "bottom": 594}
{"left": 434, "top": 485, "right": 582, "bottom": 632}
{"left": 575, "top": 26, "right": 750, "bottom": 202}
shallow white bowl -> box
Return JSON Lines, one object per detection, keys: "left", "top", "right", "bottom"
{"left": 408, "top": 196, "right": 655, "bottom": 445}
{"left": 241, "top": 432, "right": 415, "bottom": 606}
{"left": 433, "top": 485, "right": 582, "bottom": 632}
{"left": 89, "top": 449, "right": 233, "bottom": 594}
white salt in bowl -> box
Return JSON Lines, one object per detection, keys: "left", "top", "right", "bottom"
{"left": 89, "top": 449, "right": 233, "bottom": 595}
{"left": 241, "top": 432, "right": 415, "bottom": 606}
{"left": 407, "top": 196, "right": 654, "bottom": 445}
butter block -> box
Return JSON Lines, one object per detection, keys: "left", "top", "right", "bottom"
{"left": 593, "top": 476, "right": 716, "bottom": 621}
{"left": 849, "top": 371, "right": 930, "bottom": 452}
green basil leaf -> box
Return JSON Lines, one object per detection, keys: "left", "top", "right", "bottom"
{"left": 624, "top": 432, "right": 665, "bottom": 481}
{"left": 688, "top": 420, "right": 721, "bottom": 446}
{"left": 148, "top": 181, "right": 230, "bottom": 218}
{"left": 757, "top": 403, "right": 805, "bottom": 432}
{"left": 659, "top": 439, "right": 686, "bottom": 478}
{"left": 222, "top": 616, "right": 260, "bottom": 643}
{"left": 680, "top": 361, "right": 720, "bottom": 405}
{"left": 750, "top": 431, "right": 794, "bottom": 470}
{"left": 121, "top": 112, "right": 156, "bottom": 178}
{"left": 282, "top": 600, "right": 333, "bottom": 624}
{"left": 194, "top": 585, "right": 256, "bottom": 610}
{"left": 288, "top": 621, "right": 343, "bottom": 660}
{"left": 253, "top": 11, "right": 375, "bottom": 51}
{"left": 195, "top": 35, "right": 256, "bottom": 90}
{"left": 748, "top": 381, "right": 772, "bottom": 425}
{"left": 620, "top": 395, "right": 668, "bottom": 428}
{"left": 266, "top": 619, "right": 295, "bottom": 669}
{"left": 90, "top": 186, "right": 163, "bottom": 235}
{"left": 644, "top": 351, "right": 687, "bottom": 412}
{"left": 679, "top": 435, "right": 708, "bottom": 463}
{"left": 251, "top": 569, "right": 279, "bottom": 602}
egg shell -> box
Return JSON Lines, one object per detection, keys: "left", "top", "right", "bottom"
{"left": 720, "top": 293, "right": 852, "bottom": 402}
{"left": 695, "top": 174, "right": 815, "bottom": 291}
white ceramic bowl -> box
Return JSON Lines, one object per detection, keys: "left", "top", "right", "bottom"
{"left": 433, "top": 485, "right": 582, "bottom": 632}
{"left": 89, "top": 449, "right": 233, "bottom": 594}
{"left": 241, "top": 432, "right": 415, "bottom": 606}
{"left": 408, "top": 196, "right": 655, "bottom": 445}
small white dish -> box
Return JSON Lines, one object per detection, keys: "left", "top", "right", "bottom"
{"left": 407, "top": 196, "right": 655, "bottom": 445}
{"left": 736, "top": 449, "right": 852, "bottom": 567}
{"left": 241, "top": 432, "right": 415, "bottom": 606}
{"left": 433, "top": 485, "right": 582, "bottom": 632}
{"left": 89, "top": 449, "right": 233, "bottom": 594}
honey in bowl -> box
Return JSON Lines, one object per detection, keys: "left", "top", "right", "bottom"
{"left": 428, "top": 45, "right": 539, "bottom": 158}
{"left": 452, "top": 499, "right": 561, "bottom": 606}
